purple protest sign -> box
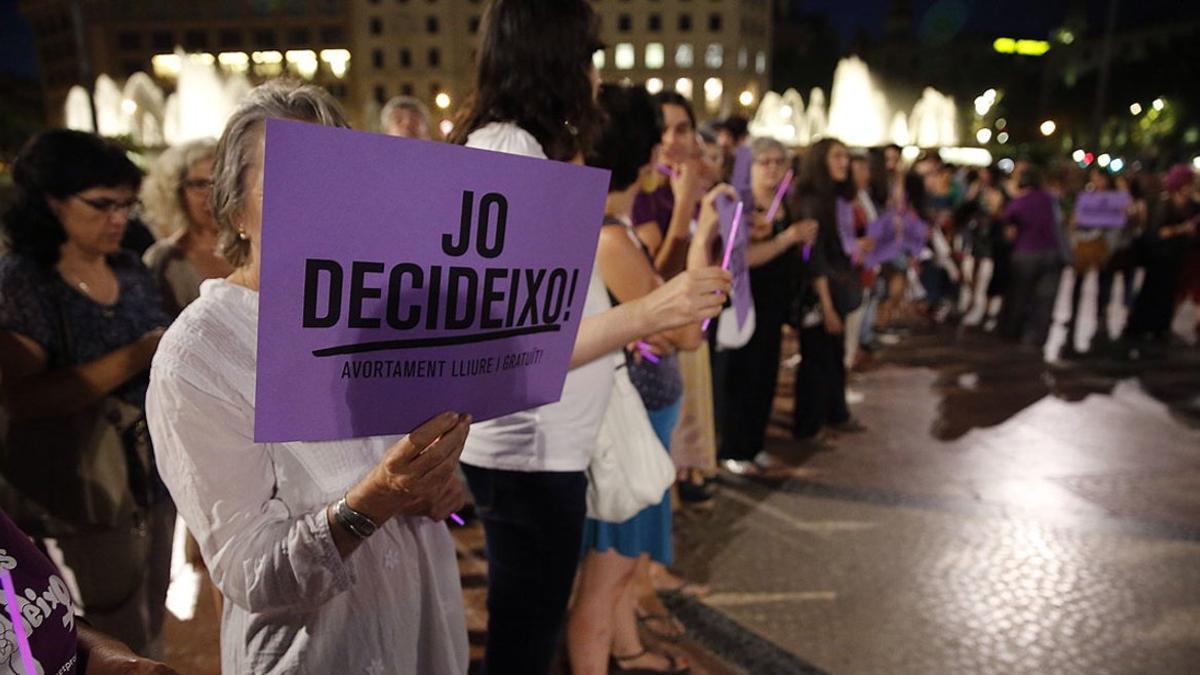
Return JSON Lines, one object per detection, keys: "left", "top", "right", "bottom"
{"left": 255, "top": 119, "right": 609, "bottom": 442}
{"left": 865, "top": 210, "right": 928, "bottom": 268}
{"left": 716, "top": 197, "right": 753, "bottom": 331}
{"left": 730, "top": 145, "right": 754, "bottom": 207}
{"left": 1074, "top": 190, "right": 1131, "bottom": 228}
{"left": 836, "top": 198, "right": 858, "bottom": 260}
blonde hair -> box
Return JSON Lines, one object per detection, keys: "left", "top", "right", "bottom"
{"left": 139, "top": 138, "right": 216, "bottom": 238}
{"left": 212, "top": 79, "right": 349, "bottom": 268}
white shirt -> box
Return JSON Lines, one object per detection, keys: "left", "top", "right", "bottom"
{"left": 146, "top": 279, "right": 468, "bottom": 675}
{"left": 460, "top": 122, "right": 615, "bottom": 472}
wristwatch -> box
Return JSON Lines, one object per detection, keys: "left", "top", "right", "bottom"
{"left": 333, "top": 496, "right": 378, "bottom": 539}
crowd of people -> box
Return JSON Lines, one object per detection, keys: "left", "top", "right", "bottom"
{"left": 1, "top": 2, "right": 1198, "bottom": 674}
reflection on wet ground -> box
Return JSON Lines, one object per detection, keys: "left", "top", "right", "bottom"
{"left": 671, "top": 326, "right": 1200, "bottom": 674}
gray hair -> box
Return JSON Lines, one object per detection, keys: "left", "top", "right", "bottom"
{"left": 379, "top": 96, "right": 431, "bottom": 131}
{"left": 749, "top": 136, "right": 788, "bottom": 161}
{"left": 140, "top": 138, "right": 217, "bottom": 238}
{"left": 212, "top": 79, "right": 349, "bottom": 267}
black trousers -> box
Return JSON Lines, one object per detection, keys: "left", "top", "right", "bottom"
{"left": 1000, "top": 250, "right": 1062, "bottom": 346}
{"left": 792, "top": 323, "right": 851, "bottom": 439}
{"left": 718, "top": 317, "right": 785, "bottom": 461}
{"left": 461, "top": 463, "right": 588, "bottom": 675}
{"left": 1066, "top": 265, "right": 1116, "bottom": 348}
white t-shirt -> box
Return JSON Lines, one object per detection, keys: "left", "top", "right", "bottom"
{"left": 459, "top": 122, "right": 615, "bottom": 472}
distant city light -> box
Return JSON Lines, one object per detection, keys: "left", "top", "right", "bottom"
{"left": 674, "top": 77, "right": 693, "bottom": 100}
{"left": 1072, "top": 149, "right": 1085, "bottom": 163}
{"left": 993, "top": 38, "right": 1051, "bottom": 56}
{"left": 995, "top": 118, "right": 1007, "bottom": 130}
{"left": 1097, "top": 153, "right": 1111, "bottom": 167}
{"left": 1039, "top": 120, "right": 1056, "bottom": 136}
{"left": 739, "top": 90, "right": 755, "bottom": 107}
{"left": 439, "top": 119, "right": 453, "bottom": 137}
{"left": 902, "top": 145, "right": 921, "bottom": 162}
{"left": 435, "top": 93, "right": 451, "bottom": 110}
{"left": 974, "top": 88, "right": 998, "bottom": 116}
{"left": 1152, "top": 97, "right": 1166, "bottom": 111}
{"left": 1192, "top": 156, "right": 1200, "bottom": 171}
{"left": 703, "top": 77, "right": 723, "bottom": 107}
{"left": 976, "top": 128, "right": 992, "bottom": 144}
{"left": 646, "top": 77, "right": 664, "bottom": 95}
{"left": 285, "top": 50, "right": 318, "bottom": 80}
{"left": 1084, "top": 152, "right": 1095, "bottom": 165}
{"left": 1110, "top": 158, "right": 1125, "bottom": 172}
{"left": 997, "top": 131, "right": 1010, "bottom": 144}
{"left": 1129, "top": 102, "right": 1143, "bottom": 116}
{"left": 997, "top": 158, "right": 1015, "bottom": 173}
{"left": 120, "top": 99, "right": 137, "bottom": 115}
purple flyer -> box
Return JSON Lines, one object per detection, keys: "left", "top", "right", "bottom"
{"left": 1074, "top": 190, "right": 1131, "bottom": 228}
{"left": 255, "top": 119, "right": 610, "bottom": 442}
{"left": 716, "top": 196, "right": 753, "bottom": 331}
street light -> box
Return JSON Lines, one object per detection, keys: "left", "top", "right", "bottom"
{"left": 1152, "top": 97, "right": 1165, "bottom": 111}
{"left": 1130, "top": 102, "right": 1143, "bottom": 115}
{"left": 1097, "top": 153, "right": 1111, "bottom": 167}
{"left": 1072, "top": 149, "right": 1085, "bottom": 163}
{"left": 1039, "top": 120, "right": 1056, "bottom": 136}
{"left": 976, "top": 128, "right": 992, "bottom": 144}
{"left": 997, "top": 131, "right": 1010, "bottom": 144}
{"left": 739, "top": 89, "right": 754, "bottom": 107}
{"left": 435, "top": 92, "right": 451, "bottom": 110}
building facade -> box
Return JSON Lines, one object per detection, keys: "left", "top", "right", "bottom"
{"left": 22, "top": 0, "right": 773, "bottom": 138}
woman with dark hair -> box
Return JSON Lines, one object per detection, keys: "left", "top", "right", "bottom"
{"left": 451, "top": 4, "right": 731, "bottom": 673}
{"left": 568, "top": 83, "right": 723, "bottom": 675}
{"left": 961, "top": 165, "right": 1010, "bottom": 329}
{"left": 631, "top": 90, "right": 719, "bottom": 278}
{"left": 0, "top": 129, "right": 174, "bottom": 655}
{"left": 790, "top": 137, "right": 865, "bottom": 442}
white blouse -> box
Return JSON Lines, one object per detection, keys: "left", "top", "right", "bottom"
{"left": 459, "top": 122, "right": 616, "bottom": 473}
{"left": 146, "top": 279, "right": 467, "bottom": 675}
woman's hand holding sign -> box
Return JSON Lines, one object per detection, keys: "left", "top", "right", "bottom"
{"left": 331, "top": 412, "right": 471, "bottom": 556}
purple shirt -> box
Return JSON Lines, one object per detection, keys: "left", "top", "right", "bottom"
{"left": 631, "top": 183, "right": 675, "bottom": 236}
{"left": 0, "top": 510, "right": 78, "bottom": 674}
{"left": 1004, "top": 189, "right": 1060, "bottom": 253}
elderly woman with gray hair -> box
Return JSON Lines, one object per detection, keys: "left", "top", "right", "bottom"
{"left": 716, "top": 137, "right": 817, "bottom": 475}
{"left": 140, "top": 138, "right": 232, "bottom": 317}
{"left": 145, "top": 80, "right": 470, "bottom": 673}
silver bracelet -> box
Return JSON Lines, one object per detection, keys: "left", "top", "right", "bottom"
{"left": 333, "top": 496, "right": 378, "bottom": 539}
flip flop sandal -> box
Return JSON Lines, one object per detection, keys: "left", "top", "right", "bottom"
{"left": 636, "top": 610, "right": 685, "bottom": 642}
{"left": 609, "top": 649, "right": 691, "bottom": 674}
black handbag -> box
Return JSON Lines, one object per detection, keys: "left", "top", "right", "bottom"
{"left": 0, "top": 284, "right": 152, "bottom": 538}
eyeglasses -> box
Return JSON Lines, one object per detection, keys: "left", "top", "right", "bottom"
{"left": 183, "top": 178, "right": 214, "bottom": 192}
{"left": 72, "top": 195, "right": 142, "bottom": 216}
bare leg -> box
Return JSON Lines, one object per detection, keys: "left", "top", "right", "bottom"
{"left": 568, "top": 549, "right": 640, "bottom": 675}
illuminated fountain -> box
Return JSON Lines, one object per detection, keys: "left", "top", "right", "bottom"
{"left": 66, "top": 50, "right": 250, "bottom": 147}
{"left": 750, "top": 56, "right": 960, "bottom": 148}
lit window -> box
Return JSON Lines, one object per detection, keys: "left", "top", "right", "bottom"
{"left": 674, "top": 77, "right": 693, "bottom": 100}
{"left": 675, "top": 43, "right": 693, "bottom": 68}
{"left": 705, "top": 44, "right": 723, "bottom": 69}
{"left": 615, "top": 43, "right": 635, "bottom": 70}
{"left": 645, "top": 43, "right": 664, "bottom": 69}
{"left": 593, "top": 49, "right": 606, "bottom": 70}
{"left": 704, "top": 77, "right": 722, "bottom": 108}
{"left": 755, "top": 50, "right": 766, "bottom": 74}
{"left": 319, "top": 48, "right": 351, "bottom": 78}
{"left": 286, "top": 49, "right": 319, "bottom": 79}
{"left": 738, "top": 47, "right": 748, "bottom": 70}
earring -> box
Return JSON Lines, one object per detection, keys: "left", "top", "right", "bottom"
{"left": 238, "top": 229, "right": 248, "bottom": 241}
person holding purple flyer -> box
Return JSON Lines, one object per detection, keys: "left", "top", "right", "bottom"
{"left": 789, "top": 138, "right": 867, "bottom": 444}
{"left": 147, "top": 81, "right": 472, "bottom": 674}
{"left": 448, "top": 3, "right": 731, "bottom": 673}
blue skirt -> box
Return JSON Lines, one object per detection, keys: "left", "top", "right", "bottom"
{"left": 581, "top": 398, "right": 681, "bottom": 565}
